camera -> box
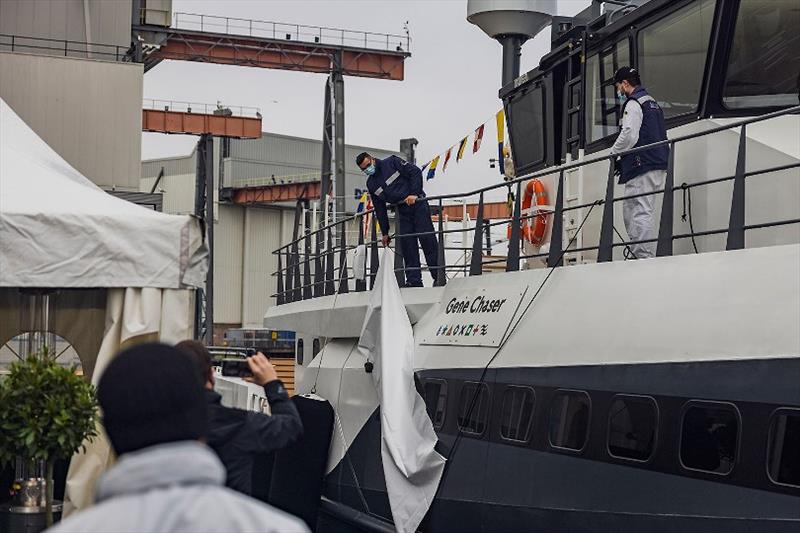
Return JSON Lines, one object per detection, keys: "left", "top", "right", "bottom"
{"left": 221, "top": 358, "right": 253, "bottom": 378}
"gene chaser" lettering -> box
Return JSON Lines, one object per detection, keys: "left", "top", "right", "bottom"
{"left": 445, "top": 296, "right": 508, "bottom": 314}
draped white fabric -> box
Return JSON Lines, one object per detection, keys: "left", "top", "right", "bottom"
{"left": 358, "top": 250, "right": 445, "bottom": 533}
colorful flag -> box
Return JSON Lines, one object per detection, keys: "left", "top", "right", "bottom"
{"left": 496, "top": 109, "right": 505, "bottom": 175}
{"left": 443, "top": 147, "right": 453, "bottom": 172}
{"left": 426, "top": 155, "right": 440, "bottom": 180}
{"left": 473, "top": 124, "right": 484, "bottom": 154}
{"left": 456, "top": 136, "right": 469, "bottom": 162}
{"left": 421, "top": 161, "right": 430, "bottom": 173}
{"left": 356, "top": 191, "right": 368, "bottom": 213}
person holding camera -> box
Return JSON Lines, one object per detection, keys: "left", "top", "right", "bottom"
{"left": 175, "top": 340, "right": 303, "bottom": 496}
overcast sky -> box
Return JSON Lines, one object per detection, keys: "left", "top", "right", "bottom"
{"left": 142, "top": 0, "right": 589, "bottom": 197}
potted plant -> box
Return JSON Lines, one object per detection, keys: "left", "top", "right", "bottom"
{"left": 0, "top": 350, "right": 98, "bottom": 528}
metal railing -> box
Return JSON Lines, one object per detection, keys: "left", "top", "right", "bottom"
{"left": 270, "top": 105, "right": 800, "bottom": 304}
{"left": 143, "top": 99, "right": 261, "bottom": 118}
{"left": 171, "top": 12, "right": 410, "bottom": 53}
{"left": 0, "top": 33, "right": 127, "bottom": 61}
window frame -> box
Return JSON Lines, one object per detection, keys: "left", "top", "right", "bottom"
{"left": 547, "top": 389, "right": 592, "bottom": 454}
{"left": 583, "top": 35, "right": 633, "bottom": 152}
{"left": 678, "top": 400, "right": 742, "bottom": 477}
{"left": 506, "top": 79, "right": 548, "bottom": 175}
{"left": 766, "top": 407, "right": 800, "bottom": 489}
{"left": 606, "top": 394, "right": 660, "bottom": 464}
{"left": 457, "top": 381, "right": 491, "bottom": 437}
{"left": 499, "top": 385, "right": 537, "bottom": 445}
{"left": 423, "top": 378, "right": 448, "bottom": 431}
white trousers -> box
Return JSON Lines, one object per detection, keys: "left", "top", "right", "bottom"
{"left": 622, "top": 169, "right": 666, "bottom": 259}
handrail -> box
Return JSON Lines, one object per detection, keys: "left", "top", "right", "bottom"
{"left": 0, "top": 33, "right": 127, "bottom": 61}
{"left": 270, "top": 104, "right": 800, "bottom": 304}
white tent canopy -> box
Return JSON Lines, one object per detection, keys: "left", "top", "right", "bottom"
{"left": 0, "top": 97, "right": 206, "bottom": 289}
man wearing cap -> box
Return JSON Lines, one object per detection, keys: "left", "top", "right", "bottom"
{"left": 47, "top": 343, "right": 309, "bottom": 533}
{"left": 612, "top": 66, "right": 669, "bottom": 259}
{"left": 356, "top": 152, "right": 439, "bottom": 287}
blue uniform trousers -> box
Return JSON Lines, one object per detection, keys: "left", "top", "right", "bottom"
{"left": 397, "top": 201, "right": 439, "bottom": 287}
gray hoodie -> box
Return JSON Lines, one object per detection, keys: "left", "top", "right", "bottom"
{"left": 47, "top": 441, "right": 310, "bottom": 533}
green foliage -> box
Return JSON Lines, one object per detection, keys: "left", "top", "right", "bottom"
{"left": 0, "top": 356, "right": 98, "bottom": 466}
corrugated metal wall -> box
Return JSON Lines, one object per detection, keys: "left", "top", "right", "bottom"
{"left": 214, "top": 205, "right": 244, "bottom": 324}
{"left": 141, "top": 151, "right": 197, "bottom": 180}
{"left": 140, "top": 173, "right": 196, "bottom": 214}
{"left": 241, "top": 208, "right": 282, "bottom": 327}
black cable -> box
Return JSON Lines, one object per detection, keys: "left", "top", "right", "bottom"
{"left": 433, "top": 200, "right": 601, "bottom": 494}
{"left": 613, "top": 225, "right": 638, "bottom": 260}
{"left": 681, "top": 183, "right": 700, "bottom": 254}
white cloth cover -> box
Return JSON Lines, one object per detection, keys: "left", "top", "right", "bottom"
{"left": 0, "top": 97, "right": 207, "bottom": 289}
{"left": 357, "top": 249, "right": 445, "bottom": 533}
{"left": 63, "top": 287, "right": 196, "bottom": 516}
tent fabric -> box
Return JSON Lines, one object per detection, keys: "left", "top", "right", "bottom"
{"left": 357, "top": 250, "right": 445, "bottom": 533}
{"left": 0, "top": 97, "right": 207, "bottom": 289}
{"left": 63, "top": 287, "right": 196, "bottom": 515}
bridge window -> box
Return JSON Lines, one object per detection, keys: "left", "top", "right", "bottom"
{"left": 296, "top": 338, "right": 304, "bottom": 366}
{"left": 500, "top": 386, "right": 535, "bottom": 443}
{"left": 506, "top": 83, "right": 546, "bottom": 173}
{"left": 767, "top": 409, "right": 800, "bottom": 487}
{"left": 637, "top": 0, "right": 715, "bottom": 119}
{"left": 457, "top": 382, "right": 490, "bottom": 436}
{"left": 423, "top": 379, "right": 447, "bottom": 430}
{"left": 586, "top": 39, "right": 630, "bottom": 143}
{"left": 724, "top": 0, "right": 800, "bottom": 109}
{"left": 607, "top": 395, "right": 658, "bottom": 461}
{"left": 548, "top": 390, "right": 590, "bottom": 451}
{"left": 680, "top": 402, "right": 739, "bottom": 475}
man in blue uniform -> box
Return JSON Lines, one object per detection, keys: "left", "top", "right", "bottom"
{"left": 356, "top": 152, "right": 439, "bottom": 287}
{"left": 611, "top": 67, "right": 669, "bottom": 259}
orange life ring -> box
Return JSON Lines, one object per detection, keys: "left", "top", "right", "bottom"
{"left": 506, "top": 178, "right": 549, "bottom": 246}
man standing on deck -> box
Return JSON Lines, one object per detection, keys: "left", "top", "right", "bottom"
{"left": 611, "top": 67, "right": 669, "bottom": 259}
{"left": 356, "top": 152, "right": 439, "bottom": 286}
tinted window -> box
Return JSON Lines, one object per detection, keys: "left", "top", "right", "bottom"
{"left": 586, "top": 39, "right": 630, "bottom": 142}
{"left": 296, "top": 338, "right": 304, "bottom": 366}
{"left": 724, "top": 0, "right": 800, "bottom": 108}
{"left": 507, "top": 84, "right": 545, "bottom": 172}
{"left": 680, "top": 403, "right": 739, "bottom": 474}
{"left": 549, "top": 391, "right": 590, "bottom": 451}
{"left": 423, "top": 379, "right": 447, "bottom": 430}
{"left": 457, "top": 382, "right": 490, "bottom": 436}
{"left": 767, "top": 409, "right": 800, "bottom": 487}
{"left": 500, "top": 386, "right": 535, "bottom": 443}
{"left": 312, "top": 338, "right": 321, "bottom": 358}
{"left": 608, "top": 395, "right": 658, "bottom": 461}
{"left": 637, "top": 0, "right": 715, "bottom": 118}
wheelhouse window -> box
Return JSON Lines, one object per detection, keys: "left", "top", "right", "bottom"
{"left": 296, "top": 338, "right": 304, "bottom": 366}
{"left": 423, "top": 379, "right": 448, "bottom": 430}
{"left": 457, "top": 382, "right": 490, "bottom": 436}
{"left": 607, "top": 395, "right": 658, "bottom": 461}
{"left": 680, "top": 402, "right": 739, "bottom": 475}
{"left": 724, "top": 0, "right": 800, "bottom": 109}
{"left": 548, "top": 390, "right": 590, "bottom": 451}
{"left": 500, "top": 386, "right": 535, "bottom": 443}
{"left": 586, "top": 39, "right": 630, "bottom": 143}
{"left": 637, "top": 0, "right": 715, "bottom": 118}
{"left": 767, "top": 409, "right": 800, "bottom": 487}
{"left": 506, "top": 83, "right": 546, "bottom": 173}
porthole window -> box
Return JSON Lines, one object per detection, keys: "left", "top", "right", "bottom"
{"left": 500, "top": 386, "right": 536, "bottom": 443}
{"left": 767, "top": 408, "right": 800, "bottom": 487}
{"left": 457, "top": 382, "right": 490, "bottom": 436}
{"left": 296, "top": 338, "right": 304, "bottom": 366}
{"left": 548, "top": 390, "right": 591, "bottom": 451}
{"left": 607, "top": 395, "right": 658, "bottom": 462}
{"left": 680, "top": 402, "right": 739, "bottom": 475}
{"left": 423, "top": 379, "right": 447, "bottom": 430}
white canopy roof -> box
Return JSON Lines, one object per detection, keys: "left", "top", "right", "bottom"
{"left": 0, "top": 98, "right": 207, "bottom": 288}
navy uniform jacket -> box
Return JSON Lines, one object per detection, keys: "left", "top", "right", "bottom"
{"left": 366, "top": 156, "right": 425, "bottom": 236}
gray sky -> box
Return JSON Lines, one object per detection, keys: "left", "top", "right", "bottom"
{"left": 142, "top": 0, "right": 589, "bottom": 198}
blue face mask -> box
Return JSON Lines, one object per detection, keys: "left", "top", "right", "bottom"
{"left": 363, "top": 163, "right": 376, "bottom": 176}
{"left": 617, "top": 90, "right": 627, "bottom": 105}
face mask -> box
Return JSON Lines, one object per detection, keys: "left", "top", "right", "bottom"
{"left": 617, "top": 90, "right": 627, "bottom": 104}
{"left": 363, "top": 163, "right": 376, "bottom": 176}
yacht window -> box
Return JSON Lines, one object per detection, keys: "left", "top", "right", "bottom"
{"left": 457, "top": 382, "right": 490, "bottom": 436}
{"left": 680, "top": 402, "right": 739, "bottom": 475}
{"left": 500, "top": 386, "right": 536, "bottom": 443}
{"left": 423, "top": 379, "right": 448, "bottom": 430}
{"left": 724, "top": 0, "right": 800, "bottom": 109}
{"left": 637, "top": 0, "right": 715, "bottom": 118}
{"left": 548, "top": 390, "right": 591, "bottom": 451}
{"left": 586, "top": 39, "right": 630, "bottom": 143}
{"left": 607, "top": 395, "right": 658, "bottom": 461}
{"left": 767, "top": 409, "right": 800, "bottom": 487}
{"left": 312, "top": 338, "right": 321, "bottom": 358}
{"left": 296, "top": 338, "right": 304, "bottom": 366}
{"left": 506, "top": 84, "right": 546, "bottom": 172}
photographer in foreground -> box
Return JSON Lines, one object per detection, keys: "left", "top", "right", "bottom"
{"left": 176, "top": 340, "right": 303, "bottom": 496}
